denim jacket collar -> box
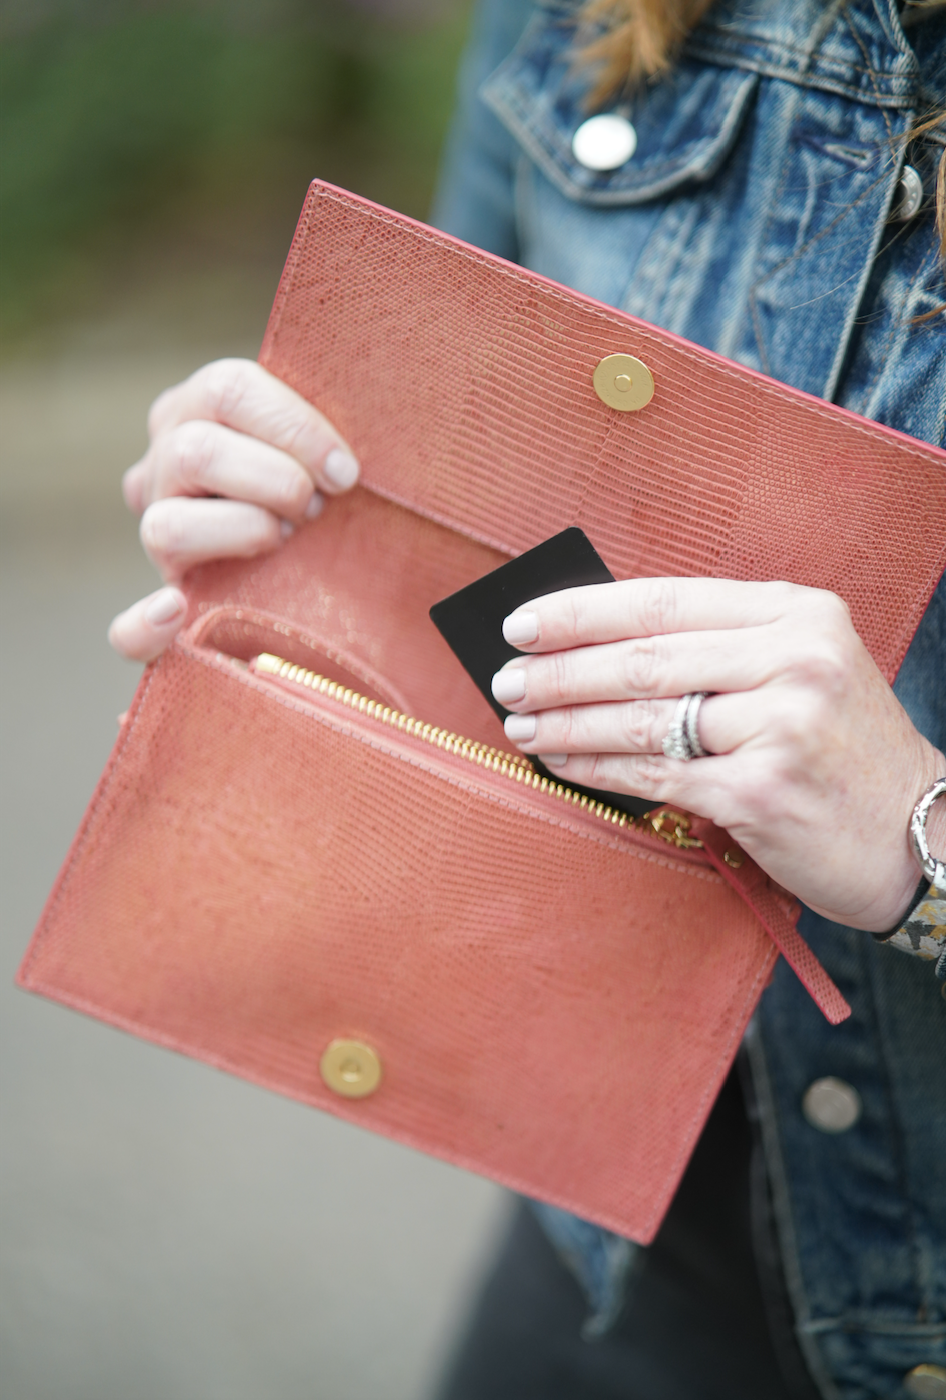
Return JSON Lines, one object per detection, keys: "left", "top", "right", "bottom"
{"left": 686, "top": 0, "right": 920, "bottom": 107}
{"left": 480, "top": 0, "right": 944, "bottom": 400}
{"left": 480, "top": 0, "right": 942, "bottom": 211}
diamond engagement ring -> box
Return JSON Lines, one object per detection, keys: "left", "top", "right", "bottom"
{"left": 662, "top": 691, "right": 711, "bottom": 762}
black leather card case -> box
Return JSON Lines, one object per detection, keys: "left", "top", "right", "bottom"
{"left": 430, "top": 528, "right": 656, "bottom": 818}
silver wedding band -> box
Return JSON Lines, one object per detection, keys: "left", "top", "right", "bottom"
{"left": 662, "top": 691, "right": 711, "bottom": 762}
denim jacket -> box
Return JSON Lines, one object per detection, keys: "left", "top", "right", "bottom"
{"left": 432, "top": 2, "right": 946, "bottom": 1395}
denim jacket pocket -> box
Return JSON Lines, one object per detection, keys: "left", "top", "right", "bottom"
{"left": 481, "top": 4, "right": 759, "bottom": 207}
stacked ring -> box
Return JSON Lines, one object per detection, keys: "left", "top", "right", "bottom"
{"left": 662, "top": 692, "right": 712, "bottom": 762}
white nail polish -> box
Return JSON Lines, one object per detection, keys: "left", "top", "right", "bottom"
{"left": 324, "top": 448, "right": 360, "bottom": 491}
{"left": 503, "top": 611, "right": 538, "bottom": 645}
{"left": 144, "top": 589, "right": 185, "bottom": 626}
{"left": 304, "top": 491, "right": 325, "bottom": 520}
{"left": 504, "top": 714, "right": 536, "bottom": 742}
{"left": 539, "top": 754, "right": 568, "bottom": 767}
{"left": 491, "top": 668, "right": 527, "bottom": 704}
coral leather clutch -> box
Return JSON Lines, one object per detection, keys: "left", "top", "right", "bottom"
{"left": 17, "top": 181, "right": 946, "bottom": 1244}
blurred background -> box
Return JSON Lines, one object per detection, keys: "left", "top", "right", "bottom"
{"left": 0, "top": 2, "right": 513, "bottom": 1397}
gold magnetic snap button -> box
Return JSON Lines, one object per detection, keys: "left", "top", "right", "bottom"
{"left": 723, "top": 847, "right": 745, "bottom": 869}
{"left": 593, "top": 353, "right": 655, "bottom": 412}
{"left": 320, "top": 1038, "right": 382, "bottom": 1099}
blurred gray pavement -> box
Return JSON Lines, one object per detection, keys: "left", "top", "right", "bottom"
{"left": 0, "top": 297, "right": 509, "bottom": 1400}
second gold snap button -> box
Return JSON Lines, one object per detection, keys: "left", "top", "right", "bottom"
{"left": 593, "top": 354, "right": 655, "bottom": 412}
{"left": 320, "top": 1038, "right": 382, "bottom": 1099}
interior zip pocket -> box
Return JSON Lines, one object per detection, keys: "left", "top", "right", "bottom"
{"left": 249, "top": 652, "right": 703, "bottom": 854}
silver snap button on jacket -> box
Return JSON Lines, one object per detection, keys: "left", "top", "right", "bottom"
{"left": 572, "top": 113, "right": 637, "bottom": 171}
{"left": 904, "top": 1365, "right": 946, "bottom": 1399}
{"left": 892, "top": 164, "right": 924, "bottom": 221}
{"left": 801, "top": 1077, "right": 862, "bottom": 1133}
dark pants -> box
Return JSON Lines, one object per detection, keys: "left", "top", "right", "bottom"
{"left": 435, "top": 1068, "right": 821, "bottom": 1400}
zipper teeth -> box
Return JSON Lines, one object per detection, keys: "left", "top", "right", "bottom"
{"left": 254, "top": 653, "right": 702, "bottom": 850}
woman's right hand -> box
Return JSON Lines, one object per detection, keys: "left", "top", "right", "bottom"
{"left": 107, "top": 359, "right": 359, "bottom": 662}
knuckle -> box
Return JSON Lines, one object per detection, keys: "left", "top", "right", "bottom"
{"left": 634, "top": 754, "right": 668, "bottom": 788}
{"left": 546, "top": 651, "right": 574, "bottom": 706}
{"left": 794, "top": 634, "right": 851, "bottom": 690}
{"left": 618, "top": 638, "right": 661, "bottom": 696}
{"left": 777, "top": 592, "right": 857, "bottom": 694}
{"left": 279, "top": 403, "right": 321, "bottom": 463}
{"left": 772, "top": 691, "right": 823, "bottom": 747}
{"left": 731, "top": 770, "right": 780, "bottom": 825}
{"left": 556, "top": 589, "right": 586, "bottom": 644}
{"left": 586, "top": 754, "right": 614, "bottom": 788}
{"left": 815, "top": 588, "right": 852, "bottom": 625}
{"left": 617, "top": 700, "right": 661, "bottom": 751}
{"left": 271, "top": 460, "right": 311, "bottom": 514}
{"left": 198, "top": 358, "right": 254, "bottom": 422}
{"left": 638, "top": 578, "right": 678, "bottom": 637}
{"left": 558, "top": 707, "right": 582, "bottom": 750}
{"left": 786, "top": 584, "right": 851, "bottom": 632}
{"left": 770, "top": 579, "right": 804, "bottom": 610}
{"left": 169, "top": 421, "right": 216, "bottom": 490}
{"left": 589, "top": 752, "right": 663, "bottom": 794}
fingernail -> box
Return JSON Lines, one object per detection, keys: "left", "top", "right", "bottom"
{"left": 491, "top": 668, "right": 527, "bottom": 704}
{"left": 324, "top": 447, "right": 360, "bottom": 491}
{"left": 540, "top": 754, "right": 568, "bottom": 767}
{"left": 503, "top": 610, "right": 538, "bottom": 645}
{"left": 305, "top": 491, "right": 325, "bottom": 520}
{"left": 504, "top": 714, "right": 536, "bottom": 742}
{"left": 145, "top": 588, "right": 185, "bottom": 626}
{"left": 280, "top": 520, "right": 295, "bottom": 539}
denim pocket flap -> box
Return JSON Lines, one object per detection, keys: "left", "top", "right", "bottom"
{"left": 481, "top": 7, "right": 759, "bottom": 206}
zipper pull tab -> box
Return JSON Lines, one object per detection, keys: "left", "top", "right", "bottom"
{"left": 688, "top": 816, "right": 851, "bottom": 1025}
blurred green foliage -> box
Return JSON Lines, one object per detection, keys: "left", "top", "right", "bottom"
{"left": 0, "top": 1, "right": 470, "bottom": 344}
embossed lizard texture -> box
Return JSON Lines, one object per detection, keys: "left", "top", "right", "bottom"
{"left": 17, "top": 182, "right": 946, "bottom": 1243}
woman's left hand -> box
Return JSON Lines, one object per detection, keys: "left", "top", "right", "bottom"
{"left": 491, "top": 577, "right": 946, "bottom": 932}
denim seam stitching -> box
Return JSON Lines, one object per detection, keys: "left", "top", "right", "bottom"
{"left": 864, "top": 935, "right": 932, "bottom": 1319}
{"left": 686, "top": 0, "right": 918, "bottom": 94}
{"left": 687, "top": 34, "right": 913, "bottom": 83}
{"left": 745, "top": 1019, "right": 843, "bottom": 1400}
{"left": 840, "top": 1, "right": 896, "bottom": 140}
{"left": 690, "top": 15, "right": 912, "bottom": 75}
{"left": 746, "top": 145, "right": 906, "bottom": 390}
{"left": 482, "top": 66, "right": 758, "bottom": 203}
{"left": 682, "top": 48, "right": 916, "bottom": 107}
{"left": 856, "top": 234, "right": 935, "bottom": 413}
{"left": 749, "top": 107, "right": 797, "bottom": 378}
{"left": 823, "top": 139, "right": 913, "bottom": 397}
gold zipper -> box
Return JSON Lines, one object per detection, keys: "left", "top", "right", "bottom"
{"left": 253, "top": 652, "right": 702, "bottom": 851}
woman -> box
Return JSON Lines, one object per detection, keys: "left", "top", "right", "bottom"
{"left": 108, "top": 1, "right": 946, "bottom": 1395}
